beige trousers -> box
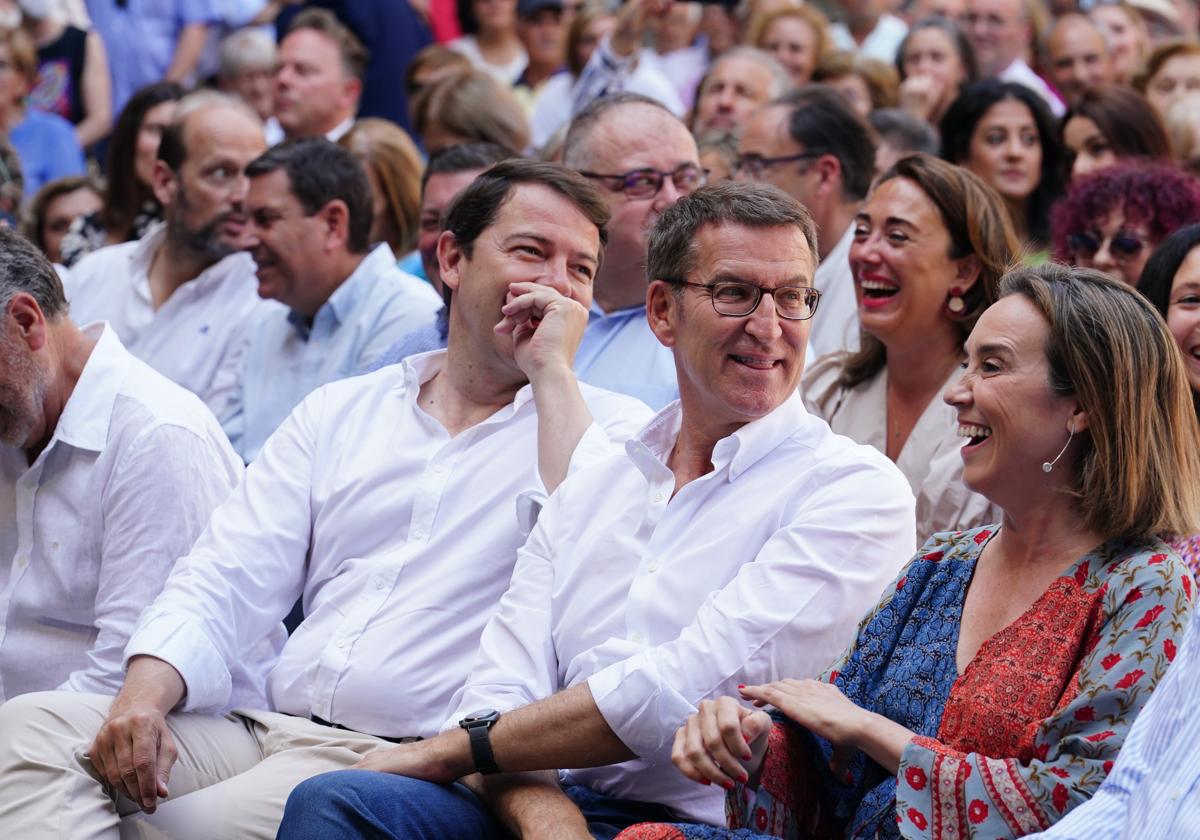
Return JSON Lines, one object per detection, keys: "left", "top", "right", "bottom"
{"left": 0, "top": 691, "right": 395, "bottom": 840}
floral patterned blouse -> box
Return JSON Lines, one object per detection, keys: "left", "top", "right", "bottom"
{"left": 616, "top": 526, "right": 1193, "bottom": 840}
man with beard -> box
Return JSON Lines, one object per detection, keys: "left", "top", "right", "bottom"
{"left": 63, "top": 91, "right": 279, "bottom": 417}
{"left": 0, "top": 226, "right": 242, "bottom": 701}
{"left": 219, "top": 139, "right": 441, "bottom": 461}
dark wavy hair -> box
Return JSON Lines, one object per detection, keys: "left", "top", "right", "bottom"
{"left": 1051, "top": 162, "right": 1200, "bottom": 264}
{"left": 102, "top": 81, "right": 184, "bottom": 242}
{"left": 939, "top": 80, "right": 1065, "bottom": 247}
{"left": 1137, "top": 223, "right": 1200, "bottom": 416}
{"left": 1062, "top": 86, "right": 1172, "bottom": 168}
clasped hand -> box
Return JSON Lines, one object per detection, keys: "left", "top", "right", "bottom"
{"left": 494, "top": 282, "right": 588, "bottom": 379}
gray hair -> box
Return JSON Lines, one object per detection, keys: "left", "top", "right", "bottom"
{"left": 646, "top": 181, "right": 819, "bottom": 285}
{"left": 0, "top": 226, "right": 67, "bottom": 319}
{"left": 218, "top": 27, "right": 277, "bottom": 80}
{"left": 562, "top": 92, "right": 680, "bottom": 170}
{"left": 705, "top": 47, "right": 792, "bottom": 100}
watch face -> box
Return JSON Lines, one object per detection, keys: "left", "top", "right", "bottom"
{"left": 463, "top": 708, "right": 499, "bottom": 724}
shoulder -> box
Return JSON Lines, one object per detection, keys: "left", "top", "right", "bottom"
{"left": 577, "top": 381, "right": 655, "bottom": 427}
{"left": 801, "top": 352, "right": 855, "bottom": 416}
{"left": 65, "top": 240, "right": 140, "bottom": 294}
{"left": 1089, "top": 536, "right": 1193, "bottom": 613}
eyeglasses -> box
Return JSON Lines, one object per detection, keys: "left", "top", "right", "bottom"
{"left": 674, "top": 279, "right": 822, "bottom": 320}
{"left": 1068, "top": 230, "right": 1147, "bottom": 262}
{"left": 578, "top": 164, "right": 707, "bottom": 199}
{"left": 733, "top": 151, "right": 821, "bottom": 180}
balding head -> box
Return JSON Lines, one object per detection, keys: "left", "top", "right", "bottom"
{"left": 964, "top": 0, "right": 1030, "bottom": 77}
{"left": 1046, "top": 14, "right": 1113, "bottom": 105}
{"left": 693, "top": 47, "right": 791, "bottom": 136}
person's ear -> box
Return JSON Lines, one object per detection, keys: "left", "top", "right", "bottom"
{"left": 6, "top": 292, "right": 48, "bottom": 352}
{"left": 646, "top": 279, "right": 681, "bottom": 348}
{"left": 1069, "top": 405, "right": 1089, "bottom": 435}
{"left": 150, "top": 160, "right": 178, "bottom": 209}
{"left": 438, "top": 230, "right": 466, "bottom": 293}
{"left": 954, "top": 254, "right": 981, "bottom": 295}
{"left": 317, "top": 199, "right": 352, "bottom": 252}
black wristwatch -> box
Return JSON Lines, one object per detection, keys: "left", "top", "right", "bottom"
{"left": 459, "top": 709, "right": 502, "bottom": 775}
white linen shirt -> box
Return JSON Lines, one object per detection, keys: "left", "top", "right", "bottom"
{"left": 219, "top": 243, "right": 443, "bottom": 462}
{"left": 61, "top": 223, "right": 280, "bottom": 417}
{"left": 807, "top": 223, "right": 860, "bottom": 363}
{"left": 0, "top": 324, "right": 242, "bottom": 701}
{"left": 450, "top": 392, "right": 917, "bottom": 824}
{"left": 126, "top": 351, "right": 653, "bottom": 731}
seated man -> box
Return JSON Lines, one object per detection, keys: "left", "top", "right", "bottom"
{"left": 277, "top": 182, "right": 917, "bottom": 839}
{"left": 0, "top": 227, "right": 241, "bottom": 701}
{"left": 0, "top": 160, "right": 652, "bottom": 838}
{"left": 64, "top": 91, "right": 278, "bottom": 417}
{"left": 220, "top": 138, "right": 442, "bottom": 461}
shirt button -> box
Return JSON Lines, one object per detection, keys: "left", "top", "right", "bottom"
{"left": 14, "top": 556, "right": 28, "bottom": 569}
{"left": 647, "top": 562, "right": 659, "bottom": 573}
{"left": 412, "top": 529, "right": 426, "bottom": 540}
{"left": 652, "top": 493, "right": 663, "bottom": 503}
{"left": 337, "top": 638, "right": 348, "bottom": 649}
{"left": 630, "top": 632, "right": 645, "bottom": 645}
{"left": 432, "top": 464, "right": 447, "bottom": 476}
{"left": 374, "top": 578, "right": 386, "bottom": 590}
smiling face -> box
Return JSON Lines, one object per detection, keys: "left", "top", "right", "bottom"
{"left": 440, "top": 182, "right": 599, "bottom": 373}
{"left": 694, "top": 54, "right": 779, "bottom": 136}
{"left": 1062, "top": 115, "right": 1117, "bottom": 183}
{"left": 1046, "top": 16, "right": 1112, "bottom": 106}
{"left": 649, "top": 222, "right": 815, "bottom": 432}
{"left": 849, "top": 176, "right": 975, "bottom": 349}
{"left": 944, "top": 294, "right": 1082, "bottom": 506}
{"left": 244, "top": 168, "right": 333, "bottom": 313}
{"left": 965, "top": 97, "right": 1042, "bottom": 203}
{"left": 1167, "top": 245, "right": 1200, "bottom": 393}
{"left": 1090, "top": 5, "right": 1145, "bottom": 83}
{"left": 760, "top": 16, "right": 819, "bottom": 85}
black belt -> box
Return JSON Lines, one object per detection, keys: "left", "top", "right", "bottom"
{"left": 309, "top": 714, "right": 424, "bottom": 744}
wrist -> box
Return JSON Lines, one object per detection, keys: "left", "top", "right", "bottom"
{"left": 528, "top": 360, "right": 578, "bottom": 391}
{"left": 433, "top": 729, "right": 479, "bottom": 781}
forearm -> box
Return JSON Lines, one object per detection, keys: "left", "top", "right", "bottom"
{"left": 467, "top": 770, "right": 590, "bottom": 839}
{"left": 165, "top": 23, "right": 208, "bottom": 82}
{"left": 851, "top": 710, "right": 915, "bottom": 776}
{"left": 529, "top": 365, "right": 593, "bottom": 493}
{"left": 110, "top": 655, "right": 187, "bottom": 718}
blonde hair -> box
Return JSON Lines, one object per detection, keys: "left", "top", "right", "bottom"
{"left": 340, "top": 118, "right": 424, "bottom": 255}
{"left": 1136, "top": 38, "right": 1200, "bottom": 93}
{"left": 1000, "top": 263, "right": 1200, "bottom": 541}
{"left": 411, "top": 69, "right": 530, "bottom": 153}
{"left": 812, "top": 51, "right": 899, "bottom": 109}
{"left": 0, "top": 26, "right": 37, "bottom": 88}
{"left": 747, "top": 5, "right": 831, "bottom": 62}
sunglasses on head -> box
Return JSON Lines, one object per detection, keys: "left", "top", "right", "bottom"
{"left": 1068, "top": 231, "right": 1146, "bottom": 261}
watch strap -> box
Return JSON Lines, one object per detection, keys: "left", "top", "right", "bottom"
{"left": 465, "top": 721, "right": 500, "bottom": 775}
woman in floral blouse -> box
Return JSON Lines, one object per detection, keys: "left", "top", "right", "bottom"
{"left": 617, "top": 265, "right": 1200, "bottom": 840}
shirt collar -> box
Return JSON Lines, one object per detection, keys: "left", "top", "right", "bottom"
{"left": 128, "top": 223, "right": 255, "bottom": 298}
{"left": 624, "top": 390, "right": 809, "bottom": 483}
{"left": 50, "top": 323, "right": 130, "bottom": 454}
{"left": 326, "top": 116, "right": 355, "bottom": 142}
{"left": 290, "top": 244, "right": 395, "bottom": 339}
{"left": 397, "top": 348, "right": 536, "bottom": 416}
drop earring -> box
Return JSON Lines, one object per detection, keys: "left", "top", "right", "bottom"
{"left": 1042, "top": 421, "right": 1076, "bottom": 473}
{"left": 946, "top": 286, "right": 966, "bottom": 315}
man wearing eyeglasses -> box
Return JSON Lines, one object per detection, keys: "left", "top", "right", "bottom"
{"left": 559, "top": 92, "right": 702, "bottom": 410}
{"left": 276, "top": 182, "right": 916, "bottom": 840}
{"left": 736, "top": 86, "right": 876, "bottom": 361}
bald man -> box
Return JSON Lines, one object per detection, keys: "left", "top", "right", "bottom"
{"left": 1046, "top": 14, "right": 1114, "bottom": 106}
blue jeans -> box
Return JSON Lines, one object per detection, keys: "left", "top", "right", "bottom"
{"left": 276, "top": 769, "right": 683, "bottom": 840}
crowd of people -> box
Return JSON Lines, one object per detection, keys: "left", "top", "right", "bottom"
{"left": 0, "top": 0, "right": 1199, "bottom": 838}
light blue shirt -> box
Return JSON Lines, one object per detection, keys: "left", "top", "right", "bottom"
{"left": 221, "top": 244, "right": 442, "bottom": 462}
{"left": 575, "top": 302, "right": 678, "bottom": 410}
{"left": 84, "top": 0, "right": 219, "bottom": 117}
{"left": 1034, "top": 611, "right": 1200, "bottom": 840}
{"left": 10, "top": 110, "right": 84, "bottom": 197}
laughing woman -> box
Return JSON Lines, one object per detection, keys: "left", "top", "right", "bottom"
{"left": 803, "top": 154, "right": 1015, "bottom": 543}
{"left": 618, "top": 264, "right": 1200, "bottom": 840}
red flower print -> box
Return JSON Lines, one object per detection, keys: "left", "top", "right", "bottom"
{"left": 1103, "top": 760, "right": 1114, "bottom": 774}
{"left": 907, "top": 809, "right": 928, "bottom": 831}
{"left": 1125, "top": 587, "right": 1144, "bottom": 604}
{"left": 974, "top": 530, "right": 992, "bottom": 545}
{"left": 1086, "top": 730, "right": 1117, "bottom": 743}
{"left": 963, "top": 763, "right": 972, "bottom": 778}
{"left": 1053, "top": 783, "right": 1069, "bottom": 812}
{"left": 1115, "top": 669, "right": 1147, "bottom": 689}
{"left": 1165, "top": 639, "right": 1177, "bottom": 662}
{"left": 968, "top": 800, "right": 989, "bottom": 824}
{"left": 905, "top": 767, "right": 928, "bottom": 791}
{"left": 1074, "top": 564, "right": 1089, "bottom": 586}
{"left": 1074, "top": 706, "right": 1095, "bottom": 722}
{"left": 1034, "top": 742, "right": 1050, "bottom": 761}
{"left": 754, "top": 807, "right": 768, "bottom": 831}
{"left": 1135, "top": 605, "right": 1166, "bottom": 629}
{"left": 829, "top": 670, "right": 839, "bottom": 684}
{"left": 923, "top": 551, "right": 944, "bottom": 561}
{"left": 1149, "top": 553, "right": 1168, "bottom": 565}
{"left": 1050, "top": 767, "right": 1070, "bottom": 779}
{"left": 1102, "top": 653, "right": 1122, "bottom": 670}
{"left": 896, "top": 576, "right": 907, "bottom": 591}
{"left": 1184, "top": 575, "right": 1193, "bottom": 601}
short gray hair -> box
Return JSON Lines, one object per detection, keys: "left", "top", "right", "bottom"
{"left": 646, "top": 181, "right": 819, "bottom": 284}
{"left": 704, "top": 47, "right": 792, "bottom": 100}
{"left": 562, "top": 92, "right": 679, "bottom": 170}
{"left": 0, "top": 226, "right": 67, "bottom": 319}
{"left": 218, "top": 27, "right": 277, "bottom": 80}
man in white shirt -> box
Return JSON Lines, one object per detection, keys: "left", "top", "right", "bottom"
{"left": 275, "top": 182, "right": 917, "bottom": 839}
{"left": 0, "top": 227, "right": 242, "bottom": 701}
{"left": 564, "top": 93, "right": 699, "bottom": 410}
{"left": 219, "top": 138, "right": 442, "bottom": 461}
{"left": 63, "top": 91, "right": 276, "bottom": 418}
{"left": 737, "top": 87, "right": 875, "bottom": 362}
{"left": 964, "top": 0, "right": 1066, "bottom": 116}
{"left": 829, "top": 0, "right": 908, "bottom": 62}
{"left": 266, "top": 8, "right": 364, "bottom": 145}
{"left": 0, "top": 159, "right": 652, "bottom": 839}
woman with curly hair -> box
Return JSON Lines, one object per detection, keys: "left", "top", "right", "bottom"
{"left": 1052, "top": 162, "right": 1200, "bottom": 286}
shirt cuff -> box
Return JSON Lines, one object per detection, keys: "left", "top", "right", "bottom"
{"left": 124, "top": 607, "right": 233, "bottom": 713}
{"left": 588, "top": 650, "right": 694, "bottom": 760}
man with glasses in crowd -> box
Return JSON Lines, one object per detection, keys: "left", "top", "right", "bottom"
{"left": 277, "top": 181, "right": 917, "bottom": 840}
{"left": 561, "top": 92, "right": 704, "bottom": 409}
{"left": 736, "top": 86, "right": 877, "bottom": 360}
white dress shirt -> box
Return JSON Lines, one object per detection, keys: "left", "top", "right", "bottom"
{"left": 803, "top": 355, "right": 1000, "bottom": 544}
{"left": 450, "top": 392, "right": 916, "bottom": 824}
{"left": 830, "top": 14, "right": 909, "bottom": 62}
{"left": 126, "top": 351, "right": 653, "bottom": 731}
{"left": 807, "top": 223, "right": 860, "bottom": 363}
{"left": 999, "top": 57, "right": 1067, "bottom": 117}
{"left": 219, "top": 243, "right": 443, "bottom": 462}
{"left": 0, "top": 324, "right": 242, "bottom": 701}
{"left": 61, "top": 223, "right": 281, "bottom": 417}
